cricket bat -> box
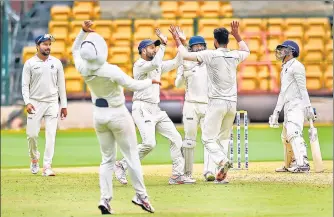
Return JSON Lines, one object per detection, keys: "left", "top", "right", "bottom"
{"left": 308, "top": 119, "right": 324, "bottom": 173}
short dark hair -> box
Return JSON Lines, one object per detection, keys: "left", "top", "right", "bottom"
{"left": 213, "top": 28, "right": 229, "bottom": 45}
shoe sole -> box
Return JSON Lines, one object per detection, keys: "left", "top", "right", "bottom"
{"left": 216, "top": 161, "right": 232, "bottom": 181}
{"left": 98, "top": 205, "right": 112, "bottom": 215}
{"left": 116, "top": 179, "right": 128, "bottom": 185}
{"left": 42, "top": 173, "right": 55, "bottom": 176}
{"left": 132, "top": 200, "right": 154, "bottom": 213}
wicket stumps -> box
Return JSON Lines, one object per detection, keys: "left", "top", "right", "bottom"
{"left": 229, "top": 110, "right": 249, "bottom": 170}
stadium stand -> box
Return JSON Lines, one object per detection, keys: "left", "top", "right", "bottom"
{"left": 19, "top": 1, "right": 333, "bottom": 98}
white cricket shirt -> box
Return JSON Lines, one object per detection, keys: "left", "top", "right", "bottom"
{"left": 21, "top": 55, "right": 67, "bottom": 108}
{"left": 274, "top": 58, "right": 311, "bottom": 111}
{"left": 175, "top": 61, "right": 208, "bottom": 104}
{"left": 132, "top": 45, "right": 183, "bottom": 104}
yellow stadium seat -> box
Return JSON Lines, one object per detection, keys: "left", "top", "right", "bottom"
{"left": 258, "top": 65, "right": 271, "bottom": 91}
{"left": 304, "top": 35, "right": 325, "bottom": 50}
{"left": 240, "top": 65, "right": 257, "bottom": 91}
{"left": 285, "top": 18, "right": 305, "bottom": 33}
{"left": 303, "top": 45, "right": 324, "bottom": 62}
{"left": 74, "top": 1, "right": 96, "bottom": 7}
{"left": 177, "top": 19, "right": 194, "bottom": 37}
{"left": 156, "top": 19, "right": 177, "bottom": 36}
{"left": 22, "top": 46, "right": 36, "bottom": 63}
{"left": 134, "top": 20, "right": 156, "bottom": 41}
{"left": 50, "top": 5, "right": 71, "bottom": 20}
{"left": 51, "top": 40, "right": 66, "bottom": 54}
{"left": 72, "top": 4, "right": 93, "bottom": 20}
{"left": 179, "top": 1, "right": 200, "bottom": 18}
{"left": 65, "top": 69, "right": 84, "bottom": 93}
{"left": 242, "top": 18, "right": 265, "bottom": 33}
{"left": 305, "top": 64, "right": 323, "bottom": 90}
{"left": 243, "top": 35, "right": 262, "bottom": 57}
{"left": 324, "top": 63, "right": 333, "bottom": 90}
{"left": 108, "top": 47, "right": 131, "bottom": 65}
{"left": 228, "top": 37, "right": 239, "bottom": 50}
{"left": 51, "top": 47, "right": 66, "bottom": 60}
{"left": 267, "top": 18, "right": 285, "bottom": 34}
{"left": 65, "top": 47, "right": 73, "bottom": 64}
{"left": 326, "top": 40, "right": 333, "bottom": 62}
{"left": 199, "top": 1, "right": 221, "bottom": 18}
{"left": 221, "top": 18, "right": 242, "bottom": 31}
{"left": 112, "top": 20, "right": 132, "bottom": 46}
{"left": 160, "top": 1, "right": 179, "bottom": 18}
{"left": 49, "top": 21, "right": 69, "bottom": 36}
{"left": 163, "top": 46, "right": 176, "bottom": 61}
{"left": 69, "top": 20, "right": 85, "bottom": 40}
{"left": 305, "top": 18, "right": 329, "bottom": 37}
{"left": 94, "top": 20, "right": 112, "bottom": 43}
{"left": 93, "top": 5, "right": 101, "bottom": 19}
{"left": 198, "top": 19, "right": 220, "bottom": 38}
{"left": 220, "top": 3, "right": 233, "bottom": 17}
{"left": 267, "top": 35, "right": 283, "bottom": 51}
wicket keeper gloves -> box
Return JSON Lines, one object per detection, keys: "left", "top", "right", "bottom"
{"left": 305, "top": 107, "right": 317, "bottom": 121}
{"left": 269, "top": 110, "right": 280, "bottom": 128}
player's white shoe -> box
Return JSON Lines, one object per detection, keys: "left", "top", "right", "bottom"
{"left": 216, "top": 160, "right": 233, "bottom": 182}
{"left": 42, "top": 165, "right": 55, "bottom": 176}
{"left": 114, "top": 161, "right": 128, "bottom": 185}
{"left": 287, "top": 164, "right": 310, "bottom": 173}
{"left": 132, "top": 194, "right": 155, "bottom": 213}
{"left": 168, "top": 175, "right": 185, "bottom": 185}
{"left": 204, "top": 172, "right": 215, "bottom": 182}
{"left": 30, "top": 159, "right": 40, "bottom": 174}
{"left": 98, "top": 198, "right": 114, "bottom": 215}
{"left": 183, "top": 175, "right": 196, "bottom": 184}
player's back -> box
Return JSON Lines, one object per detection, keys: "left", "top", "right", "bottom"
{"left": 198, "top": 48, "right": 246, "bottom": 102}
{"left": 82, "top": 63, "right": 126, "bottom": 107}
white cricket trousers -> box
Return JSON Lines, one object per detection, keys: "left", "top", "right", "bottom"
{"left": 129, "top": 101, "right": 184, "bottom": 176}
{"left": 26, "top": 99, "right": 58, "bottom": 167}
{"left": 93, "top": 105, "right": 148, "bottom": 201}
{"left": 281, "top": 99, "right": 308, "bottom": 166}
{"left": 182, "top": 101, "right": 216, "bottom": 176}
{"left": 202, "top": 99, "right": 237, "bottom": 166}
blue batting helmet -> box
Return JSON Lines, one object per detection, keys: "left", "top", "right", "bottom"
{"left": 189, "top": 36, "right": 206, "bottom": 47}
{"left": 276, "top": 40, "right": 300, "bottom": 58}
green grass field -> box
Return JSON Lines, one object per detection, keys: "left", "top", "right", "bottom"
{"left": 1, "top": 126, "right": 333, "bottom": 217}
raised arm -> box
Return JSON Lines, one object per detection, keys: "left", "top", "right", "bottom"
{"left": 72, "top": 20, "right": 94, "bottom": 71}
{"left": 109, "top": 64, "right": 161, "bottom": 91}
{"left": 57, "top": 60, "right": 67, "bottom": 108}
{"left": 230, "top": 21, "right": 250, "bottom": 63}
{"left": 135, "top": 45, "right": 166, "bottom": 76}
{"left": 161, "top": 52, "right": 183, "bottom": 73}
{"left": 175, "top": 65, "right": 185, "bottom": 88}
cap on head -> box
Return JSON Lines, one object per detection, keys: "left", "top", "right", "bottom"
{"left": 35, "top": 34, "right": 55, "bottom": 45}
{"left": 138, "top": 39, "right": 161, "bottom": 53}
{"left": 276, "top": 40, "right": 300, "bottom": 57}
{"left": 189, "top": 36, "right": 206, "bottom": 47}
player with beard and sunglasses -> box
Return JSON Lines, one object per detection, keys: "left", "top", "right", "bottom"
{"left": 114, "top": 29, "right": 191, "bottom": 185}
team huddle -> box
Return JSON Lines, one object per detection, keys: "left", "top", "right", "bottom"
{"left": 22, "top": 19, "right": 317, "bottom": 215}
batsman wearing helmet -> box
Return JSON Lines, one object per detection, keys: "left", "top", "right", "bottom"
{"left": 269, "top": 40, "right": 317, "bottom": 173}
{"left": 175, "top": 35, "right": 217, "bottom": 183}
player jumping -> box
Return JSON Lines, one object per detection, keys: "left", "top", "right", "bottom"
{"left": 72, "top": 20, "right": 157, "bottom": 214}
{"left": 269, "top": 40, "right": 316, "bottom": 173}
{"left": 114, "top": 29, "right": 190, "bottom": 185}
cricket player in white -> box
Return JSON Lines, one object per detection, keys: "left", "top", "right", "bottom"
{"left": 72, "top": 20, "right": 157, "bottom": 214}
{"left": 22, "top": 34, "right": 67, "bottom": 176}
{"left": 269, "top": 40, "right": 316, "bottom": 173}
{"left": 115, "top": 29, "right": 188, "bottom": 185}
{"left": 174, "top": 35, "right": 216, "bottom": 182}
{"left": 169, "top": 21, "right": 250, "bottom": 182}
